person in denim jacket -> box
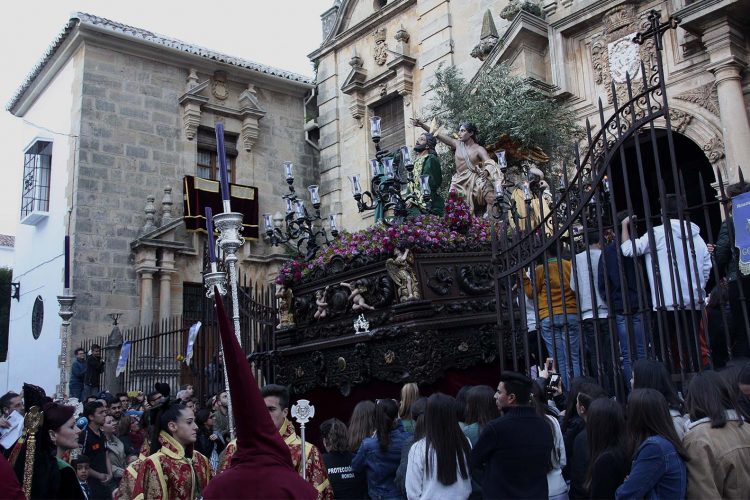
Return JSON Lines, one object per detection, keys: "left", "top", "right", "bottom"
{"left": 352, "top": 399, "right": 410, "bottom": 500}
{"left": 616, "top": 389, "right": 688, "bottom": 499}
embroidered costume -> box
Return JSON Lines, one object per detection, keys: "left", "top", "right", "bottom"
{"left": 217, "top": 439, "right": 236, "bottom": 474}
{"left": 118, "top": 433, "right": 168, "bottom": 500}
{"left": 280, "top": 419, "right": 334, "bottom": 500}
{"left": 132, "top": 431, "right": 212, "bottom": 500}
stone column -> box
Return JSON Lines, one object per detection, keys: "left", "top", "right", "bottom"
{"left": 135, "top": 248, "right": 157, "bottom": 326}
{"left": 703, "top": 18, "right": 750, "bottom": 182}
{"left": 158, "top": 250, "right": 175, "bottom": 320}
{"left": 139, "top": 270, "right": 155, "bottom": 326}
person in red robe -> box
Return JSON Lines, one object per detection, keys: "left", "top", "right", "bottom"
{"left": 115, "top": 433, "right": 167, "bottom": 500}
{"left": 202, "top": 291, "right": 317, "bottom": 499}
{"left": 0, "top": 455, "right": 24, "bottom": 499}
{"left": 215, "top": 385, "right": 333, "bottom": 498}
{"left": 132, "top": 403, "right": 212, "bottom": 499}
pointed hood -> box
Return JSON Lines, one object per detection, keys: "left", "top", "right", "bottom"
{"left": 203, "top": 290, "right": 315, "bottom": 499}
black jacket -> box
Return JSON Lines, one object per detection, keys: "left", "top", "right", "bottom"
{"left": 83, "top": 355, "right": 104, "bottom": 387}
{"left": 569, "top": 429, "right": 589, "bottom": 499}
{"left": 195, "top": 427, "right": 225, "bottom": 460}
{"left": 470, "top": 406, "right": 553, "bottom": 500}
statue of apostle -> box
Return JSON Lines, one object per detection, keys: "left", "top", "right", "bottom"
{"left": 411, "top": 117, "right": 503, "bottom": 217}
{"left": 408, "top": 131, "right": 444, "bottom": 215}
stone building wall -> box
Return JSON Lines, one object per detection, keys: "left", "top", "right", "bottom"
{"left": 72, "top": 42, "right": 315, "bottom": 339}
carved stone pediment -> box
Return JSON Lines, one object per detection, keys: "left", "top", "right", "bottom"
{"left": 341, "top": 48, "right": 415, "bottom": 124}
{"left": 179, "top": 69, "right": 267, "bottom": 151}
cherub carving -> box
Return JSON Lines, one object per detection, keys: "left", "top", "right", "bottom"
{"left": 341, "top": 280, "right": 375, "bottom": 312}
{"left": 314, "top": 286, "right": 330, "bottom": 320}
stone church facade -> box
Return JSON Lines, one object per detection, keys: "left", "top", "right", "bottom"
{"left": 310, "top": 0, "right": 750, "bottom": 233}
{"left": 3, "top": 13, "right": 316, "bottom": 393}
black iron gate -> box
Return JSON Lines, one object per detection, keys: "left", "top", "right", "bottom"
{"left": 492, "top": 11, "right": 747, "bottom": 398}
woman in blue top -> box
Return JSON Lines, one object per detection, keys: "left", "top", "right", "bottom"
{"left": 616, "top": 388, "right": 688, "bottom": 500}
{"left": 352, "top": 399, "right": 410, "bottom": 500}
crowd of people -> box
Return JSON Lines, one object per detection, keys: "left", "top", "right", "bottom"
{"left": 0, "top": 355, "right": 749, "bottom": 499}
{"left": 522, "top": 181, "right": 750, "bottom": 395}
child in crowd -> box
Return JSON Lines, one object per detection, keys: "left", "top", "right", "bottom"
{"left": 72, "top": 455, "right": 92, "bottom": 499}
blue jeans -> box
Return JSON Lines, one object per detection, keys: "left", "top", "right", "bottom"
{"left": 540, "top": 314, "right": 581, "bottom": 389}
{"left": 615, "top": 313, "right": 646, "bottom": 386}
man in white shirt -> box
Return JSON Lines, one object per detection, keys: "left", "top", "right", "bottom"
{"left": 621, "top": 195, "right": 712, "bottom": 369}
{"left": 571, "top": 230, "right": 613, "bottom": 392}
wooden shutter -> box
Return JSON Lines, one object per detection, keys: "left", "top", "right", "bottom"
{"left": 372, "top": 97, "right": 405, "bottom": 155}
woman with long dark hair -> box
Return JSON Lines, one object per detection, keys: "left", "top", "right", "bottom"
{"left": 615, "top": 389, "right": 688, "bottom": 499}
{"left": 132, "top": 400, "right": 212, "bottom": 499}
{"left": 348, "top": 400, "right": 376, "bottom": 453}
{"left": 683, "top": 372, "right": 750, "bottom": 499}
{"left": 586, "top": 398, "right": 628, "bottom": 499}
{"left": 462, "top": 386, "right": 498, "bottom": 447}
{"left": 10, "top": 383, "right": 84, "bottom": 499}
{"left": 352, "top": 399, "right": 409, "bottom": 499}
{"left": 194, "top": 408, "right": 225, "bottom": 472}
{"left": 631, "top": 359, "right": 688, "bottom": 438}
{"left": 405, "top": 393, "right": 471, "bottom": 499}
{"left": 561, "top": 376, "right": 597, "bottom": 472}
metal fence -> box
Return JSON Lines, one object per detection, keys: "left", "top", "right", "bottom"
{"left": 492, "top": 12, "right": 748, "bottom": 399}
{"left": 115, "top": 275, "right": 276, "bottom": 406}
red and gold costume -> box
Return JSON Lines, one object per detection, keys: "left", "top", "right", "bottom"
{"left": 133, "top": 431, "right": 212, "bottom": 500}
{"left": 217, "top": 439, "right": 236, "bottom": 474}
{"left": 116, "top": 453, "right": 145, "bottom": 500}
{"left": 281, "top": 419, "right": 333, "bottom": 500}
{"left": 118, "top": 434, "right": 167, "bottom": 500}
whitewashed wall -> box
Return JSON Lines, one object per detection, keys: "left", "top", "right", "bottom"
{"left": 0, "top": 54, "right": 79, "bottom": 396}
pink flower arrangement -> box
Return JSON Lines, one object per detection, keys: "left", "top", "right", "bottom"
{"left": 275, "top": 200, "right": 491, "bottom": 285}
{"left": 444, "top": 191, "right": 472, "bottom": 233}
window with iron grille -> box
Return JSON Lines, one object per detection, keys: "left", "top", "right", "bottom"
{"left": 20, "top": 141, "right": 52, "bottom": 219}
{"left": 196, "top": 126, "right": 237, "bottom": 182}
{"left": 183, "top": 282, "right": 207, "bottom": 324}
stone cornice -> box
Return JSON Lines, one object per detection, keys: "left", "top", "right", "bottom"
{"left": 309, "top": 0, "right": 417, "bottom": 62}
{"left": 9, "top": 14, "right": 313, "bottom": 116}
{"left": 675, "top": 0, "right": 738, "bottom": 28}
{"left": 548, "top": 0, "right": 631, "bottom": 34}
{"left": 131, "top": 218, "right": 192, "bottom": 253}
